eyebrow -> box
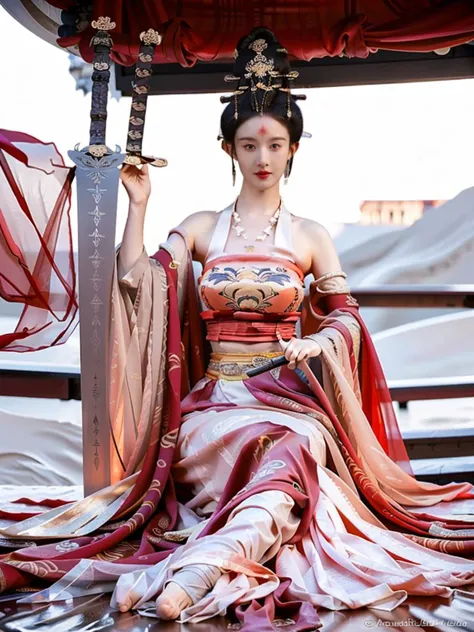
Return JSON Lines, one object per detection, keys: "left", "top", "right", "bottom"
{"left": 237, "top": 136, "right": 287, "bottom": 142}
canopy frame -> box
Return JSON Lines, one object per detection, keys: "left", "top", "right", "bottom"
{"left": 114, "top": 46, "right": 474, "bottom": 96}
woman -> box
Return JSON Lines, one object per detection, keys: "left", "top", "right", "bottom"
{"left": 1, "top": 26, "right": 474, "bottom": 631}
{"left": 108, "top": 26, "right": 474, "bottom": 623}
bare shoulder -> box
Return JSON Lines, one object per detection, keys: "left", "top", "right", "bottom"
{"left": 164, "top": 211, "right": 216, "bottom": 263}
{"left": 290, "top": 214, "right": 342, "bottom": 278}
{"left": 177, "top": 210, "right": 216, "bottom": 236}
{"left": 182, "top": 210, "right": 217, "bottom": 225}
{"left": 290, "top": 214, "right": 333, "bottom": 275}
{"left": 299, "top": 216, "right": 331, "bottom": 238}
{"left": 299, "top": 217, "right": 342, "bottom": 276}
{"left": 173, "top": 210, "right": 219, "bottom": 264}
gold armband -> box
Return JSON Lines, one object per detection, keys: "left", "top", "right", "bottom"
{"left": 310, "top": 271, "right": 349, "bottom": 296}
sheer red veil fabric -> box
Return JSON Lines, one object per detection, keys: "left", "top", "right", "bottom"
{"left": 0, "top": 129, "right": 78, "bottom": 352}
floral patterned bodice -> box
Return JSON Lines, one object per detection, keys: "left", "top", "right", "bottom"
{"left": 198, "top": 202, "right": 305, "bottom": 316}
{"left": 196, "top": 203, "right": 306, "bottom": 343}
{"left": 199, "top": 255, "right": 305, "bottom": 314}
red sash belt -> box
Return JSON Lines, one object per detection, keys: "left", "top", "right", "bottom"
{"left": 200, "top": 310, "right": 300, "bottom": 342}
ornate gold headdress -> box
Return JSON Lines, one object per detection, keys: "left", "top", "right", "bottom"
{"left": 218, "top": 36, "right": 311, "bottom": 140}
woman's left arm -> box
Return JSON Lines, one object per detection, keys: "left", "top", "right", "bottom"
{"left": 304, "top": 219, "right": 361, "bottom": 358}
{"left": 306, "top": 220, "right": 350, "bottom": 297}
{"left": 278, "top": 220, "right": 360, "bottom": 369}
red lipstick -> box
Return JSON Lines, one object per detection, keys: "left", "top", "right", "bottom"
{"left": 255, "top": 170, "right": 271, "bottom": 179}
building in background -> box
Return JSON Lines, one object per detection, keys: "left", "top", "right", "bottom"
{"left": 360, "top": 200, "right": 446, "bottom": 226}
{"left": 338, "top": 186, "right": 474, "bottom": 334}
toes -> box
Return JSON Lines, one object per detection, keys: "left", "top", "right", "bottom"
{"left": 113, "top": 569, "right": 151, "bottom": 613}
{"left": 155, "top": 581, "right": 193, "bottom": 620}
{"left": 118, "top": 596, "right": 132, "bottom": 612}
{"left": 156, "top": 596, "right": 178, "bottom": 620}
{"left": 116, "top": 589, "right": 142, "bottom": 612}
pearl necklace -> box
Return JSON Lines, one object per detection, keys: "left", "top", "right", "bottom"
{"left": 231, "top": 197, "right": 282, "bottom": 242}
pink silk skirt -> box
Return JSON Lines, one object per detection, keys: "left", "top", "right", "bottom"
{"left": 109, "top": 373, "right": 474, "bottom": 624}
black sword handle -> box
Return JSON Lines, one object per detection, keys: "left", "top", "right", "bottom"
{"left": 124, "top": 29, "right": 168, "bottom": 168}
{"left": 125, "top": 29, "right": 160, "bottom": 159}
{"left": 88, "top": 16, "right": 115, "bottom": 155}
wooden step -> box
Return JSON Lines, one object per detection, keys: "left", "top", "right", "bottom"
{"left": 389, "top": 376, "right": 474, "bottom": 403}
{"left": 403, "top": 426, "right": 474, "bottom": 459}
{"left": 411, "top": 455, "right": 474, "bottom": 485}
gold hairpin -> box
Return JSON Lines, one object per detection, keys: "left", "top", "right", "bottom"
{"left": 248, "top": 39, "right": 268, "bottom": 54}
{"left": 224, "top": 74, "right": 241, "bottom": 82}
{"left": 220, "top": 36, "right": 306, "bottom": 121}
{"left": 245, "top": 54, "right": 275, "bottom": 79}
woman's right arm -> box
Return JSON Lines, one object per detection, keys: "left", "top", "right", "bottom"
{"left": 118, "top": 163, "right": 151, "bottom": 276}
{"left": 118, "top": 163, "right": 214, "bottom": 274}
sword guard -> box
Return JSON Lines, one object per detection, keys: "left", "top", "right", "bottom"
{"left": 70, "top": 144, "right": 125, "bottom": 170}
{"left": 124, "top": 153, "right": 168, "bottom": 168}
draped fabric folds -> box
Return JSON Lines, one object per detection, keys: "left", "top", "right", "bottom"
{"left": 300, "top": 290, "right": 415, "bottom": 477}
{"left": 1, "top": 228, "right": 474, "bottom": 628}
{"left": 1, "top": 136, "right": 474, "bottom": 629}
{"left": 0, "top": 130, "right": 78, "bottom": 352}
{"left": 39, "top": 1, "right": 474, "bottom": 66}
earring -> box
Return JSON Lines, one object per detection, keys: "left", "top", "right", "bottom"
{"left": 231, "top": 156, "right": 236, "bottom": 186}
{"left": 284, "top": 159, "right": 291, "bottom": 185}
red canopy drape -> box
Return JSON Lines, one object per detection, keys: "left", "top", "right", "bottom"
{"left": 45, "top": 0, "right": 474, "bottom": 67}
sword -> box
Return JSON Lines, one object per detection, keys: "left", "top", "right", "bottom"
{"left": 70, "top": 21, "right": 167, "bottom": 496}
{"left": 69, "top": 16, "right": 125, "bottom": 496}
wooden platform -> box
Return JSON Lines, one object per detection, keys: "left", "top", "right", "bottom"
{"left": 1, "top": 587, "right": 474, "bottom": 631}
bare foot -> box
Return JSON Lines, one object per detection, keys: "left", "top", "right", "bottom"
{"left": 156, "top": 580, "right": 193, "bottom": 620}
{"left": 118, "top": 596, "right": 133, "bottom": 612}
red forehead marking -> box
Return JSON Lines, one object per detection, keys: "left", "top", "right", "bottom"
{"left": 257, "top": 125, "right": 269, "bottom": 136}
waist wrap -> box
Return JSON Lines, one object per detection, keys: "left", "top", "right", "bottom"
{"left": 201, "top": 310, "right": 300, "bottom": 342}
{"left": 205, "top": 351, "right": 283, "bottom": 381}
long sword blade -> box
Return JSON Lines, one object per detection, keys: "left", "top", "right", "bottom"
{"left": 69, "top": 15, "right": 125, "bottom": 496}
{"left": 69, "top": 149, "right": 124, "bottom": 495}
